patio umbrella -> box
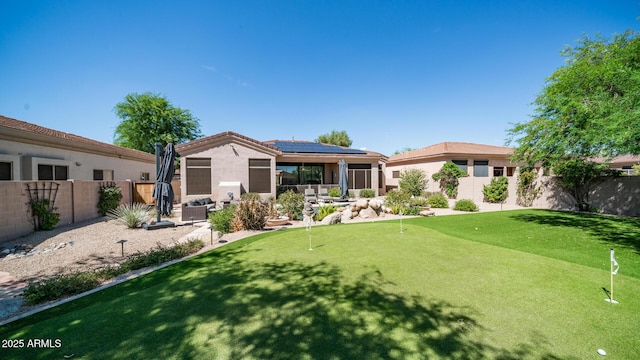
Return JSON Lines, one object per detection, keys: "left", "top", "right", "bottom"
{"left": 338, "top": 159, "right": 348, "bottom": 199}
{"left": 152, "top": 142, "right": 176, "bottom": 220}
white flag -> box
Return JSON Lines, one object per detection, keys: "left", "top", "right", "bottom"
{"left": 611, "top": 248, "right": 619, "bottom": 275}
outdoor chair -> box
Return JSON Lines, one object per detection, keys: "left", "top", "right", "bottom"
{"left": 317, "top": 187, "right": 331, "bottom": 202}
{"left": 304, "top": 188, "right": 317, "bottom": 203}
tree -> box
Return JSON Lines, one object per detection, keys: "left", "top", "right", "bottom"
{"left": 392, "top": 147, "right": 416, "bottom": 155}
{"left": 398, "top": 168, "right": 428, "bottom": 197}
{"left": 553, "top": 158, "right": 620, "bottom": 212}
{"left": 432, "top": 162, "right": 467, "bottom": 199}
{"left": 114, "top": 92, "right": 203, "bottom": 153}
{"left": 315, "top": 130, "right": 352, "bottom": 147}
{"left": 507, "top": 31, "right": 640, "bottom": 167}
{"left": 482, "top": 177, "right": 509, "bottom": 204}
{"left": 516, "top": 166, "right": 541, "bottom": 207}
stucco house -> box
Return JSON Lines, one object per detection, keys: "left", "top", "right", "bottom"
{"left": 0, "top": 115, "right": 156, "bottom": 181}
{"left": 175, "top": 131, "right": 387, "bottom": 206}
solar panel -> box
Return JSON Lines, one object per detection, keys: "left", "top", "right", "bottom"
{"left": 273, "top": 141, "right": 366, "bottom": 154}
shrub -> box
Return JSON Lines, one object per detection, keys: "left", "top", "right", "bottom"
{"left": 384, "top": 189, "right": 411, "bottom": 209}
{"left": 240, "top": 192, "right": 262, "bottom": 201}
{"left": 316, "top": 204, "right": 337, "bottom": 221}
{"left": 427, "top": 193, "right": 449, "bottom": 208}
{"left": 278, "top": 190, "right": 305, "bottom": 220}
{"left": 633, "top": 164, "right": 640, "bottom": 175}
{"left": 209, "top": 206, "right": 236, "bottom": 234}
{"left": 359, "top": 188, "right": 375, "bottom": 198}
{"left": 453, "top": 199, "right": 479, "bottom": 212}
{"left": 409, "top": 196, "right": 429, "bottom": 207}
{"left": 107, "top": 203, "right": 152, "bottom": 228}
{"left": 432, "top": 162, "right": 467, "bottom": 199}
{"left": 398, "top": 168, "right": 428, "bottom": 197}
{"left": 97, "top": 185, "right": 123, "bottom": 216}
{"left": 23, "top": 239, "right": 204, "bottom": 305}
{"left": 231, "top": 199, "right": 269, "bottom": 231}
{"left": 328, "top": 187, "right": 341, "bottom": 197}
{"left": 29, "top": 198, "right": 60, "bottom": 231}
{"left": 516, "top": 167, "right": 541, "bottom": 207}
{"left": 482, "top": 176, "right": 509, "bottom": 203}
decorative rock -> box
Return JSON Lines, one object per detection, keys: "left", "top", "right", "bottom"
{"left": 321, "top": 212, "right": 341, "bottom": 225}
{"left": 369, "top": 199, "right": 382, "bottom": 210}
{"left": 341, "top": 209, "right": 353, "bottom": 223}
{"left": 419, "top": 210, "right": 435, "bottom": 216}
{"left": 358, "top": 207, "right": 378, "bottom": 219}
{"left": 356, "top": 199, "right": 369, "bottom": 210}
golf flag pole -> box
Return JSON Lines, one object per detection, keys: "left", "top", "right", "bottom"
{"left": 606, "top": 247, "right": 620, "bottom": 304}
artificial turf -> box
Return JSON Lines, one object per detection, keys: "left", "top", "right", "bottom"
{"left": 1, "top": 209, "right": 638, "bottom": 359}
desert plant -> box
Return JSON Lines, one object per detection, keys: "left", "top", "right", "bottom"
{"left": 453, "top": 199, "right": 479, "bottom": 212}
{"left": 209, "top": 206, "right": 236, "bottom": 234}
{"left": 432, "top": 162, "right": 467, "bottom": 199}
{"left": 482, "top": 177, "right": 509, "bottom": 203}
{"left": 384, "top": 189, "right": 411, "bottom": 209}
{"left": 316, "top": 204, "right": 337, "bottom": 221}
{"left": 409, "top": 196, "right": 429, "bottom": 207}
{"left": 427, "top": 193, "right": 449, "bottom": 208}
{"left": 328, "top": 187, "right": 341, "bottom": 197}
{"left": 359, "top": 189, "right": 375, "bottom": 198}
{"left": 398, "top": 168, "right": 428, "bottom": 197}
{"left": 240, "top": 192, "right": 262, "bottom": 201}
{"left": 231, "top": 199, "right": 269, "bottom": 231}
{"left": 278, "top": 190, "right": 305, "bottom": 220}
{"left": 97, "top": 185, "right": 123, "bottom": 216}
{"left": 516, "top": 167, "right": 541, "bottom": 207}
{"left": 107, "top": 203, "right": 152, "bottom": 228}
{"left": 29, "top": 198, "right": 60, "bottom": 230}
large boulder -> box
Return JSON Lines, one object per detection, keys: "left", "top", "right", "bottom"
{"left": 321, "top": 212, "right": 342, "bottom": 225}
{"left": 369, "top": 199, "right": 383, "bottom": 211}
{"left": 355, "top": 199, "right": 369, "bottom": 210}
{"left": 358, "top": 206, "right": 378, "bottom": 219}
{"left": 419, "top": 210, "right": 435, "bottom": 217}
{"left": 341, "top": 208, "right": 353, "bottom": 223}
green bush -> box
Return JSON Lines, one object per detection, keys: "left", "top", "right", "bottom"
{"left": 483, "top": 176, "right": 509, "bottom": 203}
{"left": 384, "top": 189, "right": 411, "bottom": 209}
{"left": 209, "top": 206, "right": 236, "bottom": 234}
{"left": 409, "top": 196, "right": 429, "bottom": 207}
{"left": 432, "top": 162, "right": 467, "bottom": 199}
{"left": 316, "top": 204, "right": 337, "bottom": 221}
{"left": 359, "top": 189, "right": 375, "bottom": 198}
{"left": 328, "top": 187, "right": 341, "bottom": 197}
{"left": 97, "top": 185, "right": 123, "bottom": 216}
{"left": 29, "top": 198, "right": 60, "bottom": 231}
{"left": 427, "top": 193, "right": 449, "bottom": 208}
{"left": 278, "top": 190, "right": 305, "bottom": 220}
{"left": 453, "top": 199, "right": 479, "bottom": 212}
{"left": 231, "top": 199, "right": 269, "bottom": 231}
{"left": 398, "top": 168, "right": 428, "bottom": 197}
{"left": 107, "top": 203, "right": 152, "bottom": 228}
{"left": 23, "top": 239, "right": 204, "bottom": 305}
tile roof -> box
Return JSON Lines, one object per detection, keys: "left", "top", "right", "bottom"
{"left": 388, "top": 142, "right": 513, "bottom": 163}
{"left": 0, "top": 114, "right": 154, "bottom": 162}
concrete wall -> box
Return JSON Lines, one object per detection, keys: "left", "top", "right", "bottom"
{"left": 0, "top": 180, "right": 133, "bottom": 243}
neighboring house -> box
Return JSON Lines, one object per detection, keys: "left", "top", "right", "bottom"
{"left": 386, "top": 142, "right": 518, "bottom": 192}
{"left": 604, "top": 155, "right": 640, "bottom": 175}
{"left": 0, "top": 115, "right": 155, "bottom": 181}
{"left": 175, "top": 132, "right": 387, "bottom": 205}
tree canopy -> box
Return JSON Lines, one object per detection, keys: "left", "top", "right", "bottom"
{"left": 507, "top": 30, "right": 640, "bottom": 167}
{"left": 315, "top": 130, "right": 353, "bottom": 147}
{"left": 113, "top": 92, "right": 203, "bottom": 154}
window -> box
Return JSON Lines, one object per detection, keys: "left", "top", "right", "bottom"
{"left": 93, "top": 169, "right": 114, "bottom": 181}
{"left": 140, "top": 172, "right": 150, "bottom": 181}
{"left": 622, "top": 166, "right": 633, "bottom": 175}
{"left": 452, "top": 159, "right": 468, "bottom": 173}
{"left": 348, "top": 164, "right": 371, "bottom": 189}
{"left": 473, "top": 160, "right": 489, "bottom": 177}
{"left": 249, "top": 159, "right": 271, "bottom": 193}
{"left": 186, "top": 158, "right": 211, "bottom": 195}
{"left": 276, "top": 163, "right": 324, "bottom": 185}
{"left": 392, "top": 171, "right": 400, "bottom": 178}
{"left": 38, "top": 164, "right": 68, "bottom": 180}
{"left": 0, "top": 161, "right": 11, "bottom": 181}
{"left": 493, "top": 167, "right": 504, "bottom": 177}
{"left": 507, "top": 167, "right": 516, "bottom": 177}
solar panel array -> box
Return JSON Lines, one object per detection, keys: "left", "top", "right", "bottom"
{"left": 273, "top": 141, "right": 366, "bottom": 154}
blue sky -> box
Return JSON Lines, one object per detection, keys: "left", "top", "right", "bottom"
{"left": 1, "top": 1, "right": 638, "bottom": 156}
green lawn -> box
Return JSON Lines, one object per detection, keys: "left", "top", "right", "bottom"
{"left": 1, "top": 209, "right": 639, "bottom": 359}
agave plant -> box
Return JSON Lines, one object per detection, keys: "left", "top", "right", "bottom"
{"left": 107, "top": 203, "right": 152, "bottom": 228}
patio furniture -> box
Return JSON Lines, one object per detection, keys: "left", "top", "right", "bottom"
{"left": 304, "top": 188, "right": 317, "bottom": 203}
{"left": 317, "top": 187, "right": 331, "bottom": 202}
{"left": 182, "top": 198, "right": 217, "bottom": 221}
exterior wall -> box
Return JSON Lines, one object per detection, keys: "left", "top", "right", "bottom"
{"left": 0, "top": 139, "right": 155, "bottom": 181}
{"left": 0, "top": 180, "right": 134, "bottom": 243}
{"left": 180, "top": 141, "right": 277, "bottom": 204}
{"left": 385, "top": 160, "right": 446, "bottom": 191}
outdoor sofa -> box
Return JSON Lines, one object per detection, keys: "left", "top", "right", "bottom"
{"left": 182, "top": 197, "right": 217, "bottom": 221}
